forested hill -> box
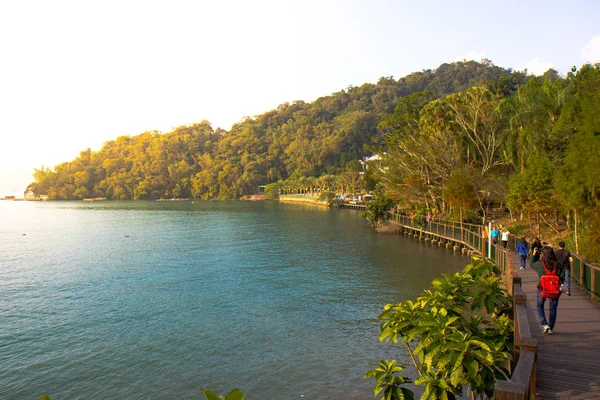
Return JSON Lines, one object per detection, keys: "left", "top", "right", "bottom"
{"left": 28, "top": 60, "right": 527, "bottom": 200}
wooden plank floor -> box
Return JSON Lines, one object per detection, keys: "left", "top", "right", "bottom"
{"left": 515, "top": 253, "right": 600, "bottom": 399}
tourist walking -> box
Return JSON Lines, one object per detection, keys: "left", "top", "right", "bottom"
{"left": 500, "top": 227, "right": 510, "bottom": 248}
{"left": 516, "top": 237, "right": 529, "bottom": 270}
{"left": 555, "top": 241, "right": 573, "bottom": 296}
{"left": 490, "top": 226, "right": 499, "bottom": 245}
{"left": 530, "top": 237, "right": 542, "bottom": 266}
{"left": 532, "top": 246, "right": 565, "bottom": 335}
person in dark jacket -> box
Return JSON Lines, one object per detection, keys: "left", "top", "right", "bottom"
{"left": 530, "top": 237, "right": 542, "bottom": 266}
{"left": 555, "top": 241, "right": 573, "bottom": 296}
{"left": 532, "top": 246, "right": 565, "bottom": 335}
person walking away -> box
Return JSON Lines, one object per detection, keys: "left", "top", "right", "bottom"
{"left": 516, "top": 237, "right": 529, "bottom": 270}
{"left": 530, "top": 237, "right": 542, "bottom": 266}
{"left": 500, "top": 227, "right": 510, "bottom": 248}
{"left": 555, "top": 241, "right": 573, "bottom": 296}
{"left": 532, "top": 246, "right": 565, "bottom": 335}
{"left": 490, "top": 226, "right": 499, "bottom": 245}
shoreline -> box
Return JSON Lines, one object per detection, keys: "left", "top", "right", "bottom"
{"left": 278, "top": 195, "right": 329, "bottom": 207}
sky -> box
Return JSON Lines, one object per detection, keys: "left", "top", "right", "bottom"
{"left": 1, "top": 0, "right": 599, "bottom": 197}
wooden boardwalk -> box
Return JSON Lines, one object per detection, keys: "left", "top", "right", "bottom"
{"left": 515, "top": 252, "right": 600, "bottom": 399}
{"left": 386, "top": 216, "right": 600, "bottom": 398}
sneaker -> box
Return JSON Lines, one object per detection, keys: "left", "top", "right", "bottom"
{"left": 519, "top": 267, "right": 524, "bottom": 270}
{"left": 548, "top": 329, "right": 554, "bottom": 335}
{"left": 566, "top": 291, "right": 571, "bottom": 296}
{"left": 542, "top": 325, "right": 550, "bottom": 334}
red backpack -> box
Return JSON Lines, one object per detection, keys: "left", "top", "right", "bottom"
{"left": 540, "top": 261, "right": 562, "bottom": 299}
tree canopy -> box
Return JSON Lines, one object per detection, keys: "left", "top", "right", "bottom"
{"left": 27, "top": 60, "right": 600, "bottom": 257}
{"left": 28, "top": 60, "right": 523, "bottom": 201}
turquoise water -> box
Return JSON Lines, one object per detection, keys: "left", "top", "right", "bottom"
{"left": 0, "top": 200, "right": 467, "bottom": 399}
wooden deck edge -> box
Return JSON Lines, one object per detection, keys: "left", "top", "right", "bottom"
{"left": 495, "top": 350, "right": 536, "bottom": 400}
{"left": 495, "top": 279, "right": 537, "bottom": 399}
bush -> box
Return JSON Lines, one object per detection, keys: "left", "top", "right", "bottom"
{"left": 368, "top": 257, "right": 513, "bottom": 400}
{"left": 318, "top": 190, "right": 336, "bottom": 204}
{"left": 361, "top": 196, "right": 396, "bottom": 227}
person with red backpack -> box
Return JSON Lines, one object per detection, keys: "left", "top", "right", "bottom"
{"left": 532, "top": 246, "right": 565, "bottom": 335}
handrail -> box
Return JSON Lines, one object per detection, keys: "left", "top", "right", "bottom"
{"left": 388, "top": 213, "right": 511, "bottom": 273}
{"left": 570, "top": 255, "right": 599, "bottom": 301}
{"left": 392, "top": 211, "right": 600, "bottom": 302}
{"left": 494, "top": 274, "right": 537, "bottom": 400}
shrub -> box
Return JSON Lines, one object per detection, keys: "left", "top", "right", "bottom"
{"left": 318, "top": 190, "right": 336, "bottom": 204}
{"left": 367, "top": 257, "right": 513, "bottom": 400}
{"left": 361, "top": 195, "right": 396, "bottom": 227}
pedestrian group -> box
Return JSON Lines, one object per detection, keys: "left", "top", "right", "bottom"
{"left": 490, "top": 228, "right": 572, "bottom": 336}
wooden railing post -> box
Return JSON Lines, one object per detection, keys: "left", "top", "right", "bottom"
{"left": 592, "top": 263, "right": 597, "bottom": 300}
{"left": 495, "top": 277, "right": 537, "bottom": 400}
{"left": 511, "top": 275, "right": 522, "bottom": 297}
{"left": 580, "top": 257, "right": 585, "bottom": 290}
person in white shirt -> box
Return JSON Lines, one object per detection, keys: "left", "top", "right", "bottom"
{"left": 500, "top": 228, "right": 510, "bottom": 248}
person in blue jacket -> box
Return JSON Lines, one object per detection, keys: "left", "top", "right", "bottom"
{"left": 490, "top": 226, "right": 499, "bottom": 244}
{"left": 516, "top": 237, "right": 529, "bottom": 270}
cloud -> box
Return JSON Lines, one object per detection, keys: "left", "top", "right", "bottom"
{"left": 522, "top": 57, "right": 554, "bottom": 75}
{"left": 581, "top": 35, "right": 600, "bottom": 63}
{"left": 455, "top": 52, "right": 487, "bottom": 62}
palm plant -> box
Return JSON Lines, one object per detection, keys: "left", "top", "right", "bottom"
{"left": 199, "top": 388, "right": 245, "bottom": 400}
{"left": 365, "top": 359, "right": 414, "bottom": 400}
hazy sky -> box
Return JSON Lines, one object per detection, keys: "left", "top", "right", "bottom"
{"left": 1, "top": 0, "right": 599, "bottom": 196}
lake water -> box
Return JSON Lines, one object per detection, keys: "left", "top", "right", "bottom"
{"left": 0, "top": 200, "right": 467, "bottom": 399}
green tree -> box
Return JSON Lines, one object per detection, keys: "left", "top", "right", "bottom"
{"left": 443, "top": 168, "right": 478, "bottom": 238}
{"left": 263, "top": 182, "right": 280, "bottom": 200}
{"left": 507, "top": 153, "right": 557, "bottom": 236}
{"left": 375, "top": 258, "right": 512, "bottom": 400}
{"left": 445, "top": 86, "right": 506, "bottom": 177}
{"left": 553, "top": 64, "right": 600, "bottom": 255}
{"left": 361, "top": 195, "right": 396, "bottom": 227}
{"left": 499, "top": 76, "right": 567, "bottom": 172}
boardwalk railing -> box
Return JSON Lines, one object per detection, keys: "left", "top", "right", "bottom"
{"left": 570, "top": 255, "right": 600, "bottom": 301}
{"left": 391, "top": 213, "right": 600, "bottom": 302}
{"left": 388, "top": 214, "right": 511, "bottom": 275}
